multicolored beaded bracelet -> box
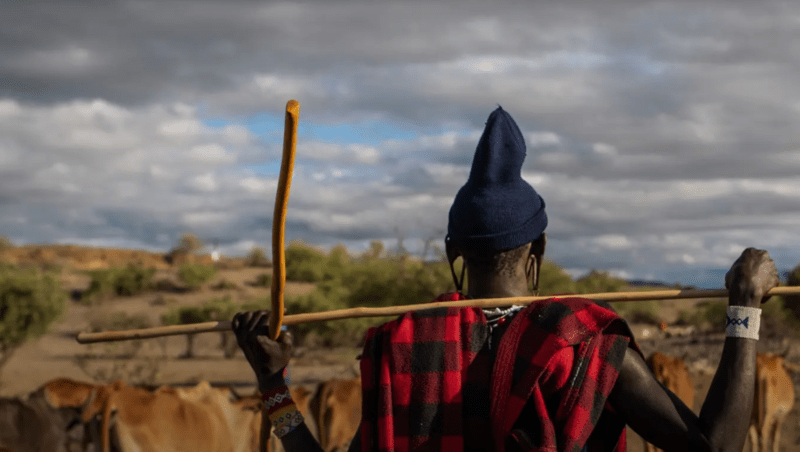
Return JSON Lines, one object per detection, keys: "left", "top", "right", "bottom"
{"left": 261, "top": 385, "right": 304, "bottom": 438}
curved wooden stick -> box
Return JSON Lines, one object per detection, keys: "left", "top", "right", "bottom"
{"left": 270, "top": 100, "right": 299, "bottom": 340}
{"left": 75, "top": 286, "right": 800, "bottom": 343}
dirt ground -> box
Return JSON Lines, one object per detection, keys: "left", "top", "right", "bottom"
{"left": 2, "top": 263, "right": 799, "bottom": 451}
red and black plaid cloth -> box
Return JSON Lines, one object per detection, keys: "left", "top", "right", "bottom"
{"left": 359, "top": 294, "right": 639, "bottom": 452}
{"left": 491, "top": 297, "right": 638, "bottom": 452}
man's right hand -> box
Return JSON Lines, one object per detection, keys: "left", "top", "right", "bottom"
{"left": 724, "top": 247, "right": 780, "bottom": 307}
{"left": 231, "top": 310, "right": 293, "bottom": 389}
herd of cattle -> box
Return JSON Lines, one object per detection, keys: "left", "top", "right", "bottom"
{"left": 0, "top": 377, "right": 361, "bottom": 452}
{"left": 0, "top": 352, "right": 794, "bottom": 452}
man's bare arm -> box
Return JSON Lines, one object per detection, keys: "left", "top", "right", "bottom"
{"left": 608, "top": 248, "right": 777, "bottom": 452}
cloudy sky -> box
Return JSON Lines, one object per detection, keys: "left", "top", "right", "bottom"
{"left": 2, "top": 1, "right": 799, "bottom": 288}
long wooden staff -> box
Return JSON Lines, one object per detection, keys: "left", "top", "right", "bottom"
{"left": 75, "top": 286, "right": 800, "bottom": 343}
{"left": 270, "top": 100, "right": 299, "bottom": 340}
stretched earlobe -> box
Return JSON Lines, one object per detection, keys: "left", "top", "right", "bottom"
{"left": 527, "top": 253, "right": 539, "bottom": 292}
{"left": 445, "top": 236, "right": 466, "bottom": 293}
{"left": 528, "top": 234, "right": 546, "bottom": 292}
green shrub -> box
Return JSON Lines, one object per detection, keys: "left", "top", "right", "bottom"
{"left": 285, "top": 242, "right": 328, "bottom": 282}
{"left": 161, "top": 306, "right": 205, "bottom": 326}
{"left": 173, "top": 233, "right": 204, "bottom": 255}
{"left": 89, "top": 312, "right": 151, "bottom": 332}
{"left": 759, "top": 295, "right": 800, "bottom": 335}
{"left": 212, "top": 279, "right": 238, "bottom": 290}
{"left": 161, "top": 296, "right": 240, "bottom": 326}
{"left": 0, "top": 266, "right": 67, "bottom": 365}
{"left": 284, "top": 248, "right": 456, "bottom": 347}
{"left": 246, "top": 246, "right": 271, "bottom": 268}
{"left": 241, "top": 297, "right": 269, "bottom": 312}
{"left": 150, "top": 294, "right": 177, "bottom": 306}
{"left": 161, "top": 296, "right": 243, "bottom": 358}
{"left": 612, "top": 300, "right": 661, "bottom": 324}
{"left": 83, "top": 265, "right": 156, "bottom": 303}
{"left": 114, "top": 266, "right": 156, "bottom": 296}
{"left": 178, "top": 263, "right": 217, "bottom": 289}
{"left": 536, "top": 260, "right": 577, "bottom": 295}
{"left": 783, "top": 265, "right": 800, "bottom": 318}
{"left": 153, "top": 278, "right": 180, "bottom": 292}
{"left": 575, "top": 270, "right": 627, "bottom": 294}
{"left": 678, "top": 299, "right": 727, "bottom": 332}
{"left": 255, "top": 273, "right": 272, "bottom": 287}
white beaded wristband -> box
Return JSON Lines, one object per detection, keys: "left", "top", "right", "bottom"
{"left": 725, "top": 306, "right": 761, "bottom": 340}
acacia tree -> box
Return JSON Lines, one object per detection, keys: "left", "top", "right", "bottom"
{"left": 165, "top": 233, "right": 205, "bottom": 265}
{"left": 174, "top": 233, "right": 205, "bottom": 254}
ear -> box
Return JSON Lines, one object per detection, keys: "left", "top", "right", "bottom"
{"left": 528, "top": 234, "right": 546, "bottom": 291}
{"left": 445, "top": 236, "right": 465, "bottom": 293}
{"left": 531, "top": 233, "right": 546, "bottom": 257}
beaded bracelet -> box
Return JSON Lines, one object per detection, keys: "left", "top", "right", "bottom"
{"left": 261, "top": 385, "right": 304, "bottom": 438}
{"left": 726, "top": 305, "right": 761, "bottom": 340}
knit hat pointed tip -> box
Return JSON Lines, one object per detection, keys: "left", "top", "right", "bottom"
{"left": 448, "top": 107, "right": 546, "bottom": 252}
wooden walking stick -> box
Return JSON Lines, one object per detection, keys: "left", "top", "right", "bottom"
{"left": 263, "top": 101, "right": 299, "bottom": 452}
{"left": 75, "top": 286, "right": 800, "bottom": 343}
{"left": 270, "top": 100, "right": 299, "bottom": 340}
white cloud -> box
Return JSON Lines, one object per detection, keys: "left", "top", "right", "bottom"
{"left": 0, "top": 1, "right": 798, "bottom": 288}
{"left": 189, "top": 143, "right": 236, "bottom": 163}
{"left": 592, "top": 143, "right": 617, "bottom": 156}
{"left": 189, "top": 173, "right": 218, "bottom": 192}
{"left": 527, "top": 132, "right": 561, "bottom": 147}
{"left": 239, "top": 177, "right": 275, "bottom": 194}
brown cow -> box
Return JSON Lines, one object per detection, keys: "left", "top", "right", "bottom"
{"left": 231, "top": 395, "right": 262, "bottom": 452}
{"left": 0, "top": 378, "right": 100, "bottom": 452}
{"left": 644, "top": 353, "right": 695, "bottom": 452}
{"left": 33, "top": 378, "right": 102, "bottom": 452}
{"left": 748, "top": 353, "right": 795, "bottom": 452}
{"left": 314, "top": 378, "right": 361, "bottom": 452}
{"left": 34, "top": 378, "right": 99, "bottom": 411}
{"left": 82, "top": 380, "right": 237, "bottom": 452}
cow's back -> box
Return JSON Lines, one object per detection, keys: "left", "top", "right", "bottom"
{"left": 315, "top": 378, "right": 362, "bottom": 452}
{"left": 84, "top": 381, "right": 235, "bottom": 452}
{"left": 749, "top": 353, "right": 795, "bottom": 452}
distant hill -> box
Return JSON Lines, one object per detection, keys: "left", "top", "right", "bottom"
{"left": 625, "top": 279, "right": 696, "bottom": 290}
{"left": 0, "top": 244, "right": 220, "bottom": 270}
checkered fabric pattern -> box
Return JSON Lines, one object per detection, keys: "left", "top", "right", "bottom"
{"left": 491, "top": 297, "right": 638, "bottom": 452}
{"left": 359, "top": 294, "right": 638, "bottom": 452}
{"left": 360, "top": 293, "right": 489, "bottom": 452}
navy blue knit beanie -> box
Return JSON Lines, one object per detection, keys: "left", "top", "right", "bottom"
{"left": 447, "top": 106, "right": 547, "bottom": 252}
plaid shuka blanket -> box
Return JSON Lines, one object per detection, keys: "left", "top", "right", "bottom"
{"left": 492, "top": 297, "right": 637, "bottom": 452}
{"left": 360, "top": 293, "right": 490, "bottom": 452}
{"left": 359, "top": 294, "right": 638, "bottom": 452}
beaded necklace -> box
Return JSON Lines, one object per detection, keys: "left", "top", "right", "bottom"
{"left": 482, "top": 305, "right": 524, "bottom": 349}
